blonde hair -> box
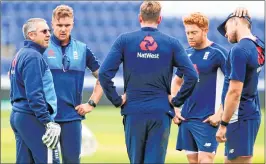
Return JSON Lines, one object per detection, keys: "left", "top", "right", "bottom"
{"left": 52, "top": 5, "right": 74, "bottom": 21}
{"left": 140, "top": 1, "right": 161, "bottom": 23}
{"left": 183, "top": 12, "right": 209, "bottom": 30}
{"left": 22, "top": 18, "right": 47, "bottom": 39}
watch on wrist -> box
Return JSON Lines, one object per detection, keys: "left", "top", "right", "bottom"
{"left": 220, "top": 120, "right": 229, "bottom": 127}
{"left": 87, "top": 100, "right": 96, "bottom": 108}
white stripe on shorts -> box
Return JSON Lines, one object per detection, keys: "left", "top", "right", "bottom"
{"left": 185, "top": 150, "right": 198, "bottom": 155}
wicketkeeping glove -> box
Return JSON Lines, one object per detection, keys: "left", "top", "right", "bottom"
{"left": 42, "top": 122, "right": 61, "bottom": 149}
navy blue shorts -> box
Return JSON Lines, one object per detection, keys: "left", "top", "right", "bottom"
{"left": 123, "top": 113, "right": 171, "bottom": 164}
{"left": 176, "top": 119, "right": 218, "bottom": 153}
{"left": 225, "top": 119, "right": 260, "bottom": 160}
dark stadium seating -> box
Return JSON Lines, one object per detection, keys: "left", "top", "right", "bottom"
{"left": 1, "top": 1, "right": 265, "bottom": 79}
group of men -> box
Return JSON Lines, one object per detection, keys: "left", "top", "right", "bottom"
{"left": 9, "top": 5, "right": 102, "bottom": 163}
{"left": 9, "top": 1, "right": 264, "bottom": 164}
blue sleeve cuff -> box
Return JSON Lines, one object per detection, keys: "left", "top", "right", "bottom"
{"left": 113, "top": 96, "right": 123, "bottom": 108}
{"left": 175, "top": 69, "right": 183, "bottom": 78}
{"left": 40, "top": 116, "right": 53, "bottom": 125}
{"left": 229, "top": 75, "right": 245, "bottom": 83}
{"left": 171, "top": 97, "right": 182, "bottom": 107}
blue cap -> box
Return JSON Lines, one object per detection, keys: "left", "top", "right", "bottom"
{"left": 217, "top": 13, "right": 252, "bottom": 37}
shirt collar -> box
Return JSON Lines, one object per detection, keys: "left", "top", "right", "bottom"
{"left": 23, "top": 40, "right": 46, "bottom": 54}
{"left": 141, "top": 27, "right": 158, "bottom": 31}
{"left": 51, "top": 34, "right": 72, "bottom": 47}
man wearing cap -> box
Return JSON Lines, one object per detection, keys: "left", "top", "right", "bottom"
{"left": 216, "top": 10, "right": 265, "bottom": 163}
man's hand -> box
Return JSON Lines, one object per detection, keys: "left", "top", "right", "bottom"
{"left": 42, "top": 122, "right": 61, "bottom": 149}
{"left": 75, "top": 103, "right": 94, "bottom": 116}
{"left": 233, "top": 7, "right": 251, "bottom": 18}
{"left": 216, "top": 125, "right": 227, "bottom": 143}
{"left": 119, "top": 93, "right": 127, "bottom": 107}
{"left": 173, "top": 107, "right": 185, "bottom": 125}
{"left": 203, "top": 113, "right": 221, "bottom": 127}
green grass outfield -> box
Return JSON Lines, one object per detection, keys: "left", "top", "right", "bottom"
{"left": 1, "top": 106, "right": 265, "bottom": 163}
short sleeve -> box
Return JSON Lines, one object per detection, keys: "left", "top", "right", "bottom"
{"left": 229, "top": 46, "right": 248, "bottom": 82}
{"left": 86, "top": 47, "right": 100, "bottom": 72}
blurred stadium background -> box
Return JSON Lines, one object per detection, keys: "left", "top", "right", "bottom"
{"left": 1, "top": 1, "right": 265, "bottom": 163}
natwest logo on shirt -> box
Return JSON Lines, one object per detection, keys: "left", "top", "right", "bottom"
{"left": 140, "top": 36, "right": 158, "bottom": 51}
{"left": 47, "top": 49, "right": 56, "bottom": 59}
{"left": 137, "top": 52, "right": 159, "bottom": 59}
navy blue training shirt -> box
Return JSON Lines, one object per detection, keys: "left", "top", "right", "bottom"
{"left": 43, "top": 34, "right": 100, "bottom": 122}
{"left": 9, "top": 40, "right": 57, "bottom": 124}
{"left": 99, "top": 27, "right": 198, "bottom": 117}
{"left": 176, "top": 43, "right": 228, "bottom": 121}
{"left": 222, "top": 37, "right": 265, "bottom": 123}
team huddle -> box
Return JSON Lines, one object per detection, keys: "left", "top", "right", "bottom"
{"left": 8, "top": 1, "right": 265, "bottom": 164}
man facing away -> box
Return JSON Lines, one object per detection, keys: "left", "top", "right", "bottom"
{"left": 216, "top": 10, "right": 265, "bottom": 164}
{"left": 99, "top": 1, "right": 198, "bottom": 163}
{"left": 9, "top": 18, "right": 61, "bottom": 163}
{"left": 43, "top": 5, "right": 103, "bottom": 163}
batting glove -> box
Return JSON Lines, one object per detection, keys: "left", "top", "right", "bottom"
{"left": 42, "top": 122, "right": 61, "bottom": 149}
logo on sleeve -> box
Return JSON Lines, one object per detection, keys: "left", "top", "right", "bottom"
{"left": 12, "top": 55, "right": 18, "bottom": 68}
{"left": 10, "top": 51, "right": 21, "bottom": 75}
{"left": 257, "top": 46, "right": 265, "bottom": 66}
{"left": 10, "top": 56, "right": 18, "bottom": 75}
{"left": 140, "top": 36, "right": 158, "bottom": 51}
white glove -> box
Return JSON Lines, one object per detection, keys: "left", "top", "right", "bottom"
{"left": 42, "top": 122, "right": 61, "bottom": 149}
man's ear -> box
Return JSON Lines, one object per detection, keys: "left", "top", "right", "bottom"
{"left": 28, "top": 31, "right": 36, "bottom": 40}
{"left": 203, "top": 28, "right": 209, "bottom": 36}
{"left": 157, "top": 16, "right": 162, "bottom": 24}
{"left": 139, "top": 14, "right": 143, "bottom": 23}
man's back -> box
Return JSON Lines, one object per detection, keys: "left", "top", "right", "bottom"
{"left": 123, "top": 27, "right": 176, "bottom": 114}
{"left": 99, "top": 27, "right": 198, "bottom": 116}
{"left": 226, "top": 38, "right": 263, "bottom": 122}
{"left": 98, "top": 2, "right": 198, "bottom": 163}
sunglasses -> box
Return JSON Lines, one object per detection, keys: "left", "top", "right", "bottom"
{"left": 39, "top": 29, "right": 51, "bottom": 34}
{"left": 62, "top": 54, "right": 70, "bottom": 72}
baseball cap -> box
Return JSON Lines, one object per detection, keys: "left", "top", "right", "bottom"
{"left": 217, "top": 13, "right": 252, "bottom": 37}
